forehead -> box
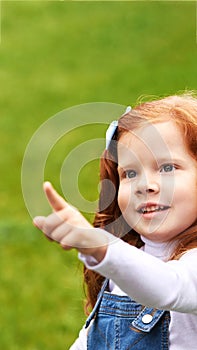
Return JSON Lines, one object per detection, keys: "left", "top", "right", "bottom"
{"left": 117, "top": 120, "right": 188, "bottom": 165}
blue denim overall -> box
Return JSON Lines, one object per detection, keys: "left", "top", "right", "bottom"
{"left": 85, "top": 279, "right": 170, "bottom": 349}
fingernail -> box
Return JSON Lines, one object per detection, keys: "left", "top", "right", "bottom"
{"left": 44, "top": 181, "right": 51, "bottom": 188}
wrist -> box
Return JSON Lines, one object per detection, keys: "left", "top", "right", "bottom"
{"left": 88, "top": 245, "right": 108, "bottom": 262}
{"left": 78, "top": 228, "right": 113, "bottom": 262}
{"left": 79, "top": 232, "right": 108, "bottom": 262}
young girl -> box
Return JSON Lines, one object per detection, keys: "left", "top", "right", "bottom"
{"left": 34, "top": 93, "right": 197, "bottom": 349}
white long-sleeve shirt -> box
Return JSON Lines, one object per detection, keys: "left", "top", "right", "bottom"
{"left": 70, "top": 236, "right": 197, "bottom": 350}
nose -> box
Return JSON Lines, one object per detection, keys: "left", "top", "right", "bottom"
{"left": 135, "top": 173, "right": 160, "bottom": 195}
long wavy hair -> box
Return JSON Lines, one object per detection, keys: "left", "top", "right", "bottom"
{"left": 84, "top": 93, "right": 197, "bottom": 313}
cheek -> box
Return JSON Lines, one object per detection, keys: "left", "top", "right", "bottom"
{"left": 118, "top": 184, "right": 132, "bottom": 212}
{"left": 173, "top": 178, "right": 197, "bottom": 220}
{"left": 175, "top": 175, "right": 197, "bottom": 203}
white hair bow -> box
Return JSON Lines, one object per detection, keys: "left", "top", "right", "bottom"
{"left": 105, "top": 106, "right": 131, "bottom": 150}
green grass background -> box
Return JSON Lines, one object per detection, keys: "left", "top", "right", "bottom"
{"left": 0, "top": 1, "right": 196, "bottom": 349}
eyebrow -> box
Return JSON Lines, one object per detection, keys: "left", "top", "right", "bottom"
{"left": 155, "top": 157, "right": 186, "bottom": 165}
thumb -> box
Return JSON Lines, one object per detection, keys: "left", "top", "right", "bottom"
{"left": 43, "top": 181, "right": 67, "bottom": 212}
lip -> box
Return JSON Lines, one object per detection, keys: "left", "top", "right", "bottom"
{"left": 136, "top": 202, "right": 171, "bottom": 216}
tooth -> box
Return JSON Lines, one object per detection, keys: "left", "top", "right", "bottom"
{"left": 140, "top": 205, "right": 166, "bottom": 213}
{"left": 150, "top": 206, "right": 156, "bottom": 212}
{"left": 139, "top": 205, "right": 168, "bottom": 214}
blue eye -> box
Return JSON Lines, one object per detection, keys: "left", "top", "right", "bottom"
{"left": 125, "top": 170, "right": 137, "bottom": 178}
{"left": 160, "top": 164, "right": 175, "bottom": 173}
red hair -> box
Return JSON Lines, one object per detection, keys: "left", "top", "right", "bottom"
{"left": 84, "top": 93, "right": 197, "bottom": 313}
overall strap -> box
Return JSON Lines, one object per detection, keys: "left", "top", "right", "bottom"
{"left": 85, "top": 278, "right": 109, "bottom": 328}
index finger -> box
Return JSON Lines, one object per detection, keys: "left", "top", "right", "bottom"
{"left": 43, "top": 181, "right": 67, "bottom": 212}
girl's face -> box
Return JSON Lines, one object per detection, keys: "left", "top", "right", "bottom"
{"left": 117, "top": 120, "right": 197, "bottom": 242}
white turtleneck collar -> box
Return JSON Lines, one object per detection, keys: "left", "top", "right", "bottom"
{"left": 140, "top": 235, "right": 173, "bottom": 261}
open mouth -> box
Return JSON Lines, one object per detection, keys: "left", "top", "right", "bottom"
{"left": 137, "top": 205, "right": 170, "bottom": 214}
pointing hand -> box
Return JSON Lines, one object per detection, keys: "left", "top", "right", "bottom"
{"left": 33, "top": 182, "right": 108, "bottom": 261}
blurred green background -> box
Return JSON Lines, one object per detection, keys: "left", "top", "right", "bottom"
{"left": 0, "top": 1, "right": 196, "bottom": 349}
